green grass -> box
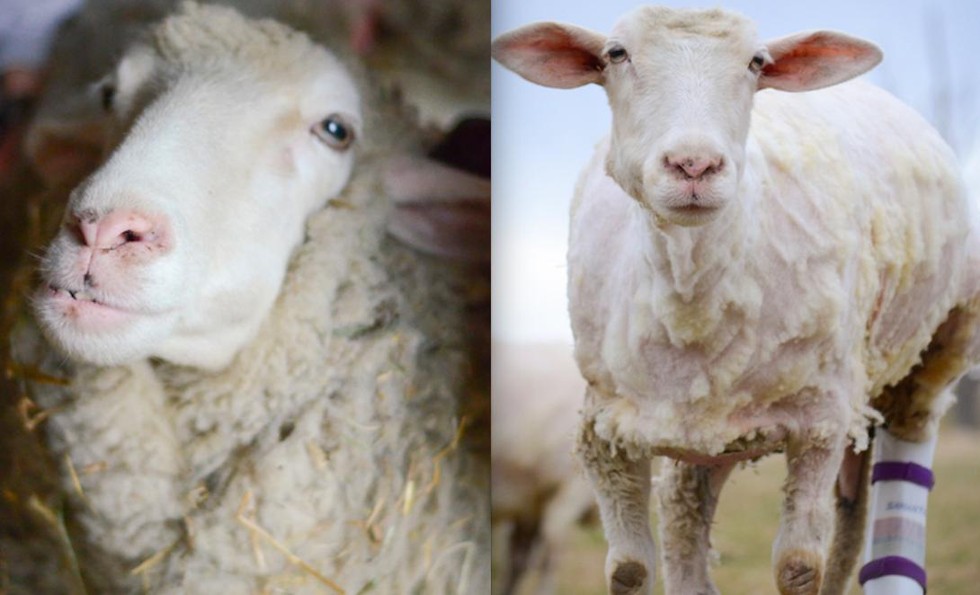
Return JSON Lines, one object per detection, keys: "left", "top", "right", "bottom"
{"left": 552, "top": 428, "right": 980, "bottom": 594}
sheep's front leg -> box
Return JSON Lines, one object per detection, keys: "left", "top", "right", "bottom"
{"left": 773, "top": 430, "right": 847, "bottom": 595}
{"left": 658, "top": 461, "right": 735, "bottom": 595}
{"left": 578, "top": 416, "right": 655, "bottom": 595}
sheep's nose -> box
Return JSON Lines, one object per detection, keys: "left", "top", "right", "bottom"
{"left": 664, "top": 153, "right": 724, "bottom": 180}
{"left": 75, "top": 210, "right": 166, "bottom": 250}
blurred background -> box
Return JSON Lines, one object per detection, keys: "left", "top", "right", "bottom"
{"left": 491, "top": 1, "right": 980, "bottom": 593}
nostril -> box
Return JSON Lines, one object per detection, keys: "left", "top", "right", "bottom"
{"left": 92, "top": 210, "right": 158, "bottom": 250}
{"left": 67, "top": 207, "right": 171, "bottom": 252}
{"left": 121, "top": 230, "right": 142, "bottom": 243}
{"left": 665, "top": 155, "right": 724, "bottom": 180}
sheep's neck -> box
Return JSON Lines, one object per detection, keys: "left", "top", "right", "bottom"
{"left": 640, "top": 199, "right": 756, "bottom": 348}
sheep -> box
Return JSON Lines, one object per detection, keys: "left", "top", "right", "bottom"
{"left": 491, "top": 341, "right": 596, "bottom": 595}
{"left": 6, "top": 2, "right": 488, "bottom": 593}
{"left": 493, "top": 6, "right": 980, "bottom": 595}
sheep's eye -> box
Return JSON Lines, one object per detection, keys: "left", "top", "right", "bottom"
{"left": 313, "top": 114, "right": 354, "bottom": 150}
{"left": 749, "top": 54, "right": 766, "bottom": 74}
{"left": 100, "top": 82, "right": 116, "bottom": 112}
{"left": 608, "top": 46, "right": 628, "bottom": 64}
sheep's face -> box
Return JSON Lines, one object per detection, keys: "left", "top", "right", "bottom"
{"left": 492, "top": 7, "right": 881, "bottom": 227}
{"left": 601, "top": 9, "right": 759, "bottom": 226}
{"left": 33, "top": 8, "right": 361, "bottom": 370}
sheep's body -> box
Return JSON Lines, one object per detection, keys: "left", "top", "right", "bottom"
{"left": 572, "top": 80, "right": 980, "bottom": 458}
{"left": 8, "top": 2, "right": 488, "bottom": 593}
{"left": 571, "top": 79, "right": 980, "bottom": 595}
{"left": 494, "top": 6, "right": 980, "bottom": 594}
{"left": 491, "top": 342, "right": 595, "bottom": 594}
{"left": 19, "top": 168, "right": 487, "bottom": 593}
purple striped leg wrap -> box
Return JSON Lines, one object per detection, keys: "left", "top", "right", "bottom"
{"left": 870, "top": 461, "right": 935, "bottom": 490}
{"left": 858, "top": 555, "right": 926, "bottom": 590}
{"left": 859, "top": 460, "right": 934, "bottom": 591}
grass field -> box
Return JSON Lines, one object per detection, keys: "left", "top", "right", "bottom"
{"left": 550, "top": 427, "right": 980, "bottom": 594}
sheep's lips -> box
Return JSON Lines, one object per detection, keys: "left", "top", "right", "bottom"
{"left": 42, "top": 284, "right": 140, "bottom": 331}
{"left": 657, "top": 201, "right": 723, "bottom": 227}
{"left": 666, "top": 203, "right": 720, "bottom": 216}
{"left": 648, "top": 177, "right": 730, "bottom": 226}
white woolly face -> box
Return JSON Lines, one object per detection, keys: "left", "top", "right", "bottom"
{"left": 601, "top": 10, "right": 760, "bottom": 226}
{"left": 34, "top": 39, "right": 361, "bottom": 370}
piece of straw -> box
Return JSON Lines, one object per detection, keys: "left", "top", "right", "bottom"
{"left": 235, "top": 491, "right": 345, "bottom": 594}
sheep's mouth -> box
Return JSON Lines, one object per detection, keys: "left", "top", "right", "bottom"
{"left": 668, "top": 203, "right": 719, "bottom": 214}
{"left": 665, "top": 203, "right": 722, "bottom": 221}
{"left": 45, "top": 284, "right": 135, "bottom": 315}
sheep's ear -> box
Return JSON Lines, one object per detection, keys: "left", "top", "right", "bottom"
{"left": 492, "top": 22, "right": 606, "bottom": 89}
{"left": 385, "top": 118, "right": 489, "bottom": 264}
{"left": 758, "top": 31, "right": 882, "bottom": 92}
{"left": 385, "top": 155, "right": 490, "bottom": 263}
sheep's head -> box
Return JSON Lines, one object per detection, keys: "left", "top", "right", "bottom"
{"left": 492, "top": 6, "right": 881, "bottom": 227}
{"left": 33, "top": 3, "right": 361, "bottom": 369}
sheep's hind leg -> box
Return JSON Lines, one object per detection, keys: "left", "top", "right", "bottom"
{"left": 857, "top": 306, "right": 980, "bottom": 593}
{"left": 773, "top": 427, "right": 847, "bottom": 595}
{"left": 578, "top": 413, "right": 655, "bottom": 595}
{"left": 657, "top": 461, "right": 735, "bottom": 595}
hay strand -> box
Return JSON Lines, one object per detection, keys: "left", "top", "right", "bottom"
{"left": 426, "top": 415, "right": 469, "bottom": 494}
{"left": 236, "top": 491, "right": 345, "bottom": 594}
{"left": 64, "top": 455, "right": 86, "bottom": 504}
{"left": 130, "top": 540, "right": 179, "bottom": 577}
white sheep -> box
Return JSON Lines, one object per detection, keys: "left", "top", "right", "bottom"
{"left": 493, "top": 6, "right": 980, "bottom": 595}
{"left": 10, "top": 2, "right": 488, "bottom": 593}
{"left": 491, "top": 342, "right": 596, "bottom": 594}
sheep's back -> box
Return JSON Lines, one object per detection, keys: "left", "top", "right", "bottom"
{"left": 751, "top": 80, "right": 976, "bottom": 395}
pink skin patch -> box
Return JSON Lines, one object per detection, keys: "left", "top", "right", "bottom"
{"left": 658, "top": 423, "right": 789, "bottom": 466}
{"left": 40, "top": 208, "right": 174, "bottom": 333}
{"left": 660, "top": 445, "right": 776, "bottom": 466}
{"left": 75, "top": 209, "right": 171, "bottom": 254}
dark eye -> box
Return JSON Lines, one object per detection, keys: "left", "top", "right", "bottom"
{"left": 313, "top": 114, "right": 355, "bottom": 150}
{"left": 749, "top": 53, "right": 766, "bottom": 73}
{"left": 100, "top": 82, "right": 116, "bottom": 112}
{"left": 608, "top": 46, "right": 629, "bottom": 64}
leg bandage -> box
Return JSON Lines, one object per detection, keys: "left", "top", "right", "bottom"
{"left": 860, "top": 429, "right": 937, "bottom": 595}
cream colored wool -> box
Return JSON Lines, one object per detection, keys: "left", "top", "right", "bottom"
{"left": 11, "top": 3, "right": 488, "bottom": 594}
{"left": 572, "top": 81, "right": 980, "bottom": 460}
{"left": 19, "top": 158, "right": 489, "bottom": 594}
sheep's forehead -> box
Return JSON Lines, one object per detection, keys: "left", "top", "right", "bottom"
{"left": 611, "top": 6, "right": 758, "bottom": 58}
{"left": 146, "top": 2, "right": 356, "bottom": 98}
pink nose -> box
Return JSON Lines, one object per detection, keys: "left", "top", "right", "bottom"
{"left": 665, "top": 154, "right": 723, "bottom": 180}
{"left": 75, "top": 210, "right": 167, "bottom": 251}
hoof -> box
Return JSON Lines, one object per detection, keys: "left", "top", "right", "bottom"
{"left": 776, "top": 549, "right": 822, "bottom": 595}
{"left": 611, "top": 560, "right": 648, "bottom": 595}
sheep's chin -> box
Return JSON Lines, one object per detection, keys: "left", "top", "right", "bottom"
{"left": 34, "top": 290, "right": 177, "bottom": 365}
{"left": 652, "top": 203, "right": 724, "bottom": 227}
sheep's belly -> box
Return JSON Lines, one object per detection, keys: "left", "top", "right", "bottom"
{"left": 657, "top": 431, "right": 786, "bottom": 466}
{"left": 584, "top": 365, "right": 853, "bottom": 460}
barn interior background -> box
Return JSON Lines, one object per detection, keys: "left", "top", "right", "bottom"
{"left": 492, "top": 1, "right": 980, "bottom": 593}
